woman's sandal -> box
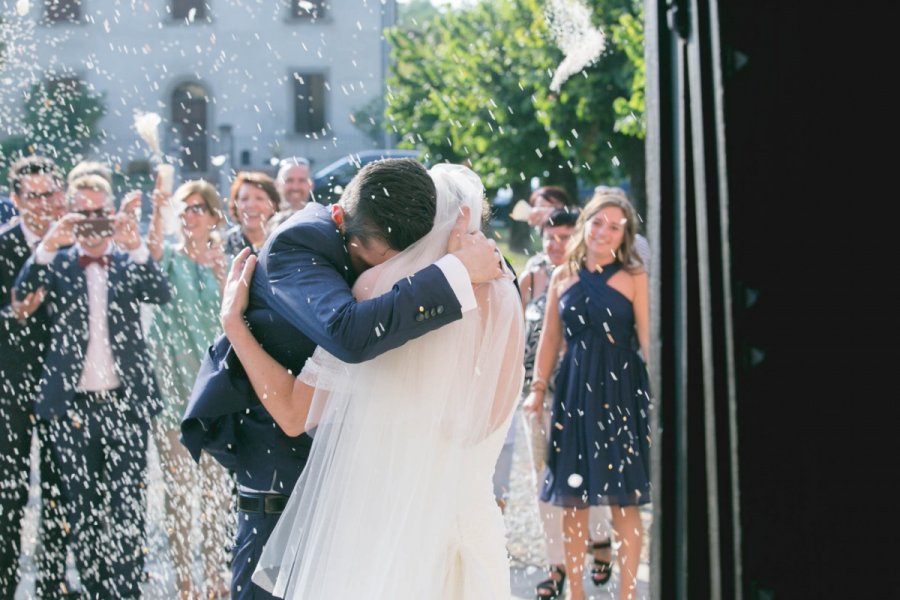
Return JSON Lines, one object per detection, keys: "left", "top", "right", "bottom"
{"left": 535, "top": 564, "right": 567, "bottom": 599}
{"left": 590, "top": 539, "right": 613, "bottom": 586}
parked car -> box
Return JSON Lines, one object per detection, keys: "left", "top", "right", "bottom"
{"left": 311, "top": 149, "right": 422, "bottom": 205}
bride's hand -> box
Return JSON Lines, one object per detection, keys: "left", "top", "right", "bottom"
{"left": 522, "top": 391, "right": 544, "bottom": 415}
{"left": 220, "top": 247, "right": 256, "bottom": 335}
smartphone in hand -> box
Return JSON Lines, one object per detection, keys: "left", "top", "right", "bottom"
{"left": 75, "top": 217, "right": 115, "bottom": 238}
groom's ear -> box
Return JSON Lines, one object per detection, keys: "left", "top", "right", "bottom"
{"left": 331, "top": 204, "right": 345, "bottom": 230}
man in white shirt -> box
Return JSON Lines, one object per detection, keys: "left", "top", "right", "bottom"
{"left": 15, "top": 174, "right": 171, "bottom": 599}
{"left": 268, "top": 156, "right": 315, "bottom": 230}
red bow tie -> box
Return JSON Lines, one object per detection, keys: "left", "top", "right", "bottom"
{"left": 77, "top": 254, "right": 110, "bottom": 269}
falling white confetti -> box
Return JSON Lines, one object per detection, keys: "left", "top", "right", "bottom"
{"left": 133, "top": 111, "right": 163, "bottom": 159}
{"left": 546, "top": 0, "right": 606, "bottom": 93}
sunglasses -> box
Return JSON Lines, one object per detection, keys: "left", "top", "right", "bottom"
{"left": 21, "top": 190, "right": 61, "bottom": 202}
{"left": 182, "top": 203, "right": 210, "bottom": 215}
{"left": 74, "top": 208, "right": 110, "bottom": 218}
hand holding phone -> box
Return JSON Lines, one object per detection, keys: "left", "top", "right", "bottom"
{"left": 113, "top": 213, "right": 142, "bottom": 251}
{"left": 75, "top": 217, "right": 115, "bottom": 239}
{"left": 43, "top": 213, "right": 84, "bottom": 251}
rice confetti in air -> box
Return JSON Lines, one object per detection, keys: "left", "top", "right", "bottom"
{"left": 545, "top": 0, "right": 606, "bottom": 93}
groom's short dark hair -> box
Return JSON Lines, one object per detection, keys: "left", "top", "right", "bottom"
{"left": 340, "top": 158, "right": 436, "bottom": 251}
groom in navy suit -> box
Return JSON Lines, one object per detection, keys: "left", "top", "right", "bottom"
{"left": 183, "top": 158, "right": 504, "bottom": 599}
{"left": 15, "top": 174, "right": 171, "bottom": 599}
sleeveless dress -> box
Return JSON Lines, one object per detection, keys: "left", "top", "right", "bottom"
{"left": 147, "top": 245, "right": 222, "bottom": 429}
{"left": 540, "top": 263, "right": 652, "bottom": 508}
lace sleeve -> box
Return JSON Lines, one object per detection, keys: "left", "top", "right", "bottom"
{"left": 297, "top": 346, "right": 346, "bottom": 391}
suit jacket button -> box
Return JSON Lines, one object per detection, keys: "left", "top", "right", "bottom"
{"left": 415, "top": 313, "right": 425, "bottom": 322}
{"left": 436, "top": 305, "right": 444, "bottom": 315}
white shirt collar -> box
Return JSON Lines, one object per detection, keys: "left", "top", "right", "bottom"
{"left": 75, "top": 242, "right": 114, "bottom": 257}
{"left": 19, "top": 220, "right": 42, "bottom": 250}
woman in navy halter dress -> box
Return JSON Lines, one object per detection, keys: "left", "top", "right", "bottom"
{"left": 524, "top": 192, "right": 651, "bottom": 600}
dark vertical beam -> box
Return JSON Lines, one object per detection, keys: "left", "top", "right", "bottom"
{"left": 685, "top": 0, "right": 723, "bottom": 597}
{"left": 646, "top": 0, "right": 687, "bottom": 597}
{"left": 648, "top": 0, "right": 742, "bottom": 597}
{"left": 703, "top": 0, "right": 743, "bottom": 594}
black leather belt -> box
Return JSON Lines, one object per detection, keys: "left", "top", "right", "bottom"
{"left": 237, "top": 493, "right": 289, "bottom": 515}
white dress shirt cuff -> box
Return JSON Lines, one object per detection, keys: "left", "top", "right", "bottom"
{"left": 435, "top": 255, "right": 476, "bottom": 313}
{"left": 34, "top": 244, "right": 57, "bottom": 265}
{"left": 128, "top": 242, "right": 150, "bottom": 264}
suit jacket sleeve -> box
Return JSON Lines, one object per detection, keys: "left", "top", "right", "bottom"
{"left": 0, "top": 234, "right": 31, "bottom": 343}
{"left": 14, "top": 255, "right": 51, "bottom": 298}
{"left": 123, "top": 254, "right": 172, "bottom": 305}
{"left": 261, "top": 220, "right": 464, "bottom": 364}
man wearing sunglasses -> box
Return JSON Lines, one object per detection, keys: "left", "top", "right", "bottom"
{"left": 0, "top": 155, "right": 71, "bottom": 599}
{"left": 14, "top": 174, "right": 171, "bottom": 599}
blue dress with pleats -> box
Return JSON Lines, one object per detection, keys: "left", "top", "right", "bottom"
{"left": 539, "top": 263, "right": 652, "bottom": 508}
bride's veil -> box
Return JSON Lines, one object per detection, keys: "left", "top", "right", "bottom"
{"left": 252, "top": 163, "right": 525, "bottom": 598}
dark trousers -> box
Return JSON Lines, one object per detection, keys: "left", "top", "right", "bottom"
{"left": 0, "top": 390, "right": 68, "bottom": 600}
{"left": 47, "top": 393, "right": 149, "bottom": 600}
{"left": 231, "top": 498, "right": 283, "bottom": 600}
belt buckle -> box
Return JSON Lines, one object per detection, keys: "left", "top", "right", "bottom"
{"left": 264, "top": 495, "right": 286, "bottom": 514}
{"left": 238, "top": 495, "right": 262, "bottom": 513}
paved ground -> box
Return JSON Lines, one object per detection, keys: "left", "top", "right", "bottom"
{"left": 15, "top": 414, "right": 651, "bottom": 599}
{"left": 504, "top": 413, "right": 652, "bottom": 599}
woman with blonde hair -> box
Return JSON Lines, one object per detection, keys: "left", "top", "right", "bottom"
{"left": 147, "top": 176, "right": 232, "bottom": 599}
{"left": 524, "top": 192, "right": 651, "bottom": 600}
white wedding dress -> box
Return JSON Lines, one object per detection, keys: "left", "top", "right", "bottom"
{"left": 252, "top": 164, "right": 525, "bottom": 599}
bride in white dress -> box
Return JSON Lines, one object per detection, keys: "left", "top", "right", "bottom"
{"left": 220, "top": 163, "right": 525, "bottom": 599}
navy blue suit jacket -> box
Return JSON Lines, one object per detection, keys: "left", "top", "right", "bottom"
{"left": 0, "top": 222, "right": 50, "bottom": 400}
{"left": 0, "top": 198, "right": 16, "bottom": 226}
{"left": 15, "top": 245, "right": 171, "bottom": 421}
{"left": 182, "top": 203, "right": 465, "bottom": 478}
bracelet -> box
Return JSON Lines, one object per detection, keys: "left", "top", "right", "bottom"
{"left": 530, "top": 378, "right": 547, "bottom": 393}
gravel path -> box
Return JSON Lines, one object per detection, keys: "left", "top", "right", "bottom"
{"left": 15, "top": 415, "right": 652, "bottom": 599}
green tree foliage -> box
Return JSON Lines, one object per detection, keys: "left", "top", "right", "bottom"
{"left": 532, "top": 0, "right": 647, "bottom": 209}
{"left": 1, "top": 78, "right": 107, "bottom": 180}
{"left": 384, "top": 0, "right": 645, "bottom": 209}
{"left": 386, "top": 0, "right": 576, "bottom": 197}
